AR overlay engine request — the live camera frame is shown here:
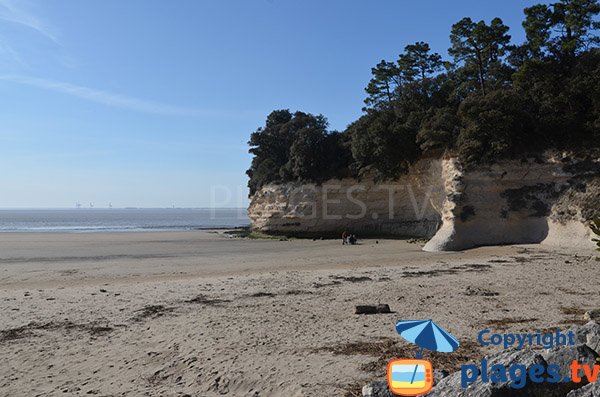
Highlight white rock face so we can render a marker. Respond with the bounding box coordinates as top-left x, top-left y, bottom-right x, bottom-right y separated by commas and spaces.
249, 154, 599, 251
424, 155, 598, 251
542, 220, 596, 249
249, 159, 445, 238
